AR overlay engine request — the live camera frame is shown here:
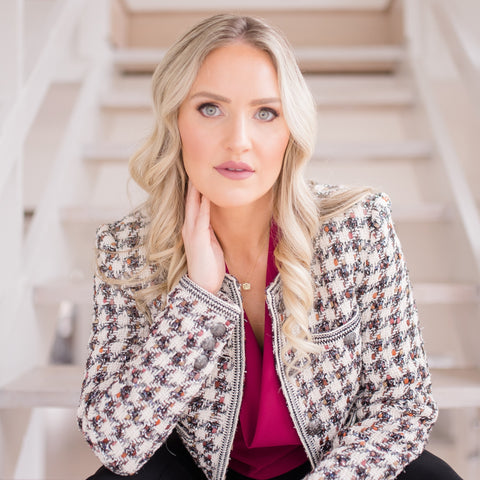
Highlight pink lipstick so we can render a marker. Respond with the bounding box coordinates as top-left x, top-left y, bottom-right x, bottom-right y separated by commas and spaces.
214, 161, 254, 180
